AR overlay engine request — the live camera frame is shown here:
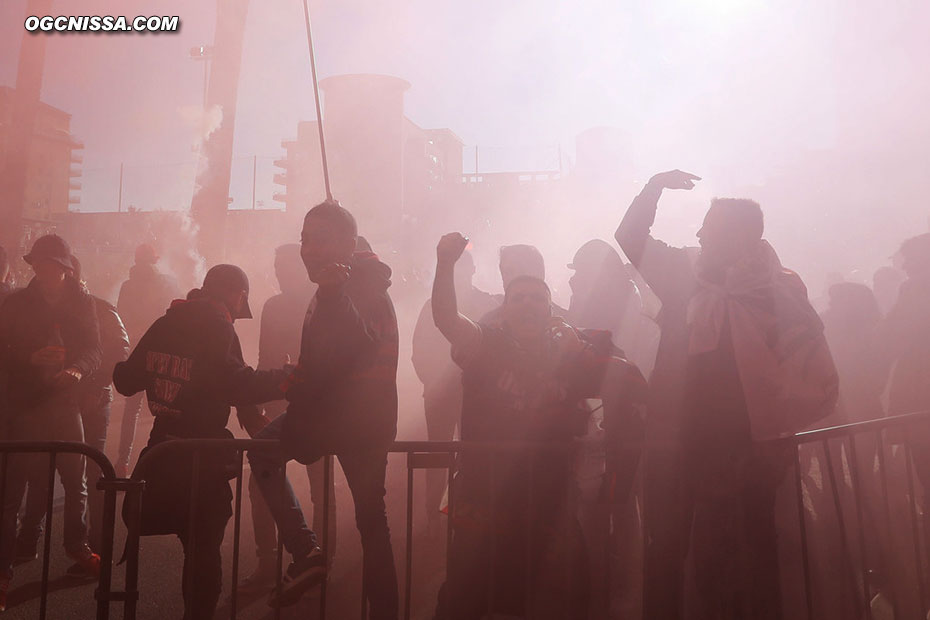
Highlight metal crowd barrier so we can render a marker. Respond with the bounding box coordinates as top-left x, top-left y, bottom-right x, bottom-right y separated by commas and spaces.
0, 440, 142, 620
7, 409, 930, 619
787, 410, 930, 620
